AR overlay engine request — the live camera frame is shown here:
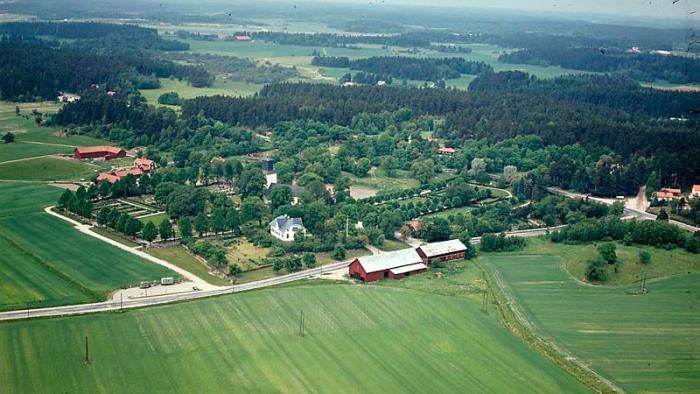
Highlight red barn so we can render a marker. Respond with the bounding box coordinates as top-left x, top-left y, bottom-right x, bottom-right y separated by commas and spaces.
349, 248, 427, 282
416, 239, 467, 266
74, 146, 126, 160
96, 172, 120, 184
